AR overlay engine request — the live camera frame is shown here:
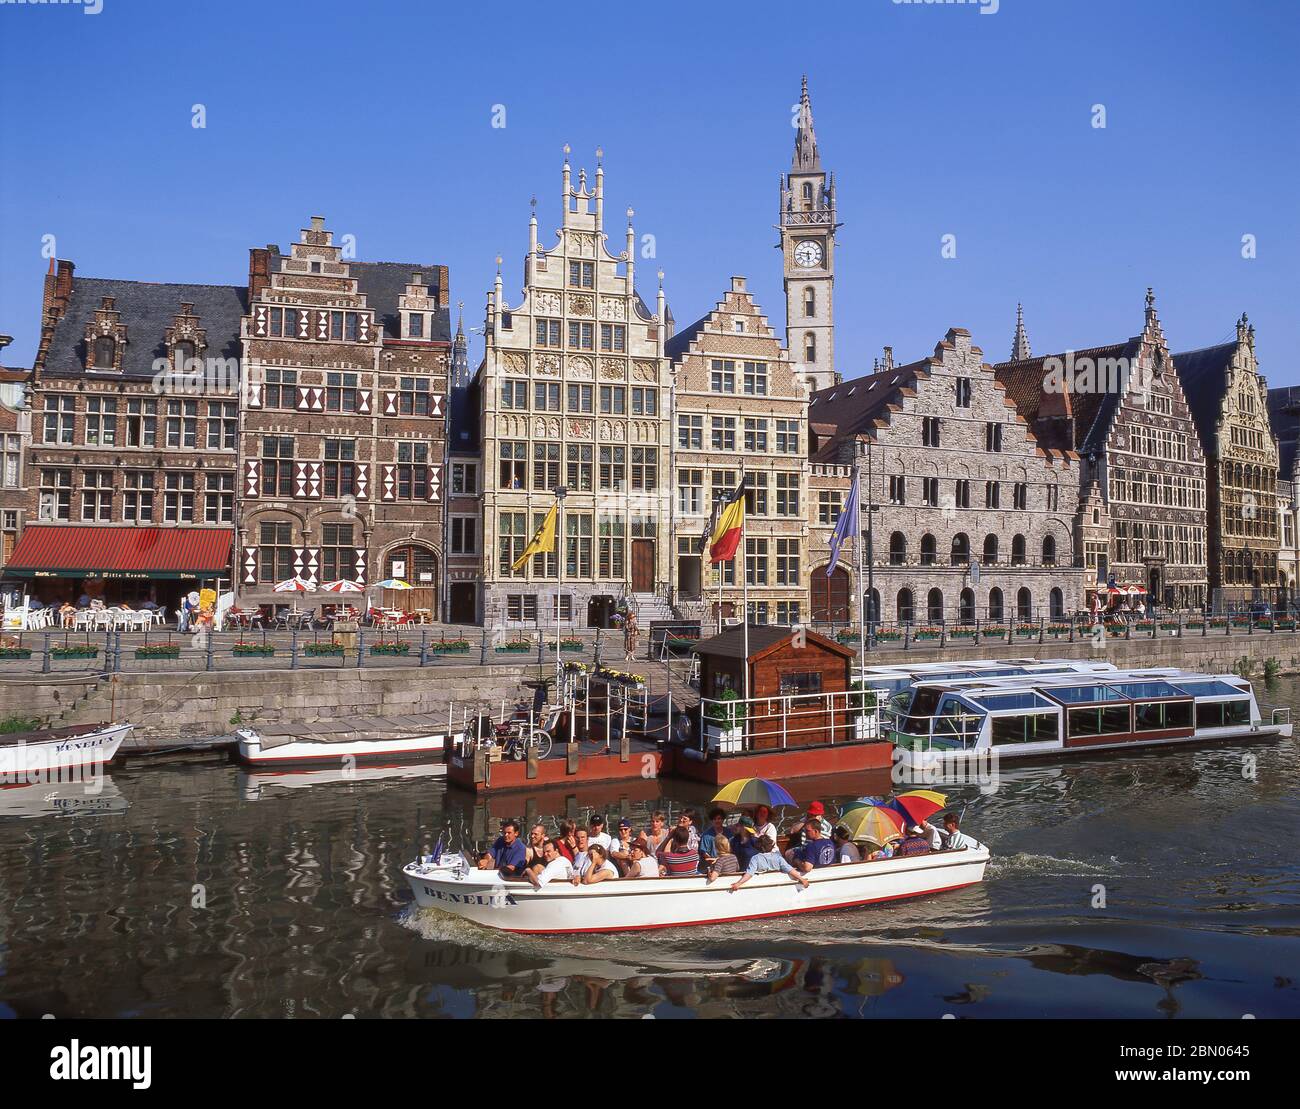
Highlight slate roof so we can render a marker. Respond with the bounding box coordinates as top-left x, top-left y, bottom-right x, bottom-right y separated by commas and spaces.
1269, 386, 1300, 480
805, 359, 930, 461
993, 337, 1142, 455
350, 261, 451, 342
664, 311, 708, 360
692, 622, 854, 660
1171, 342, 1237, 455
42, 277, 247, 379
